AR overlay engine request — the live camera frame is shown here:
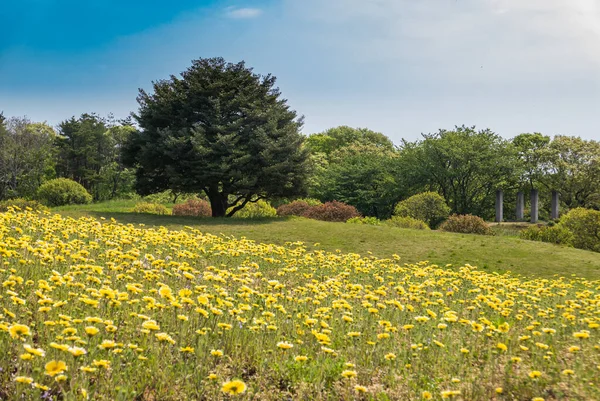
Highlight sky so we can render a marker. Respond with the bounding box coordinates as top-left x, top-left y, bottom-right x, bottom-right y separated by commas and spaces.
1, 0, 600, 143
